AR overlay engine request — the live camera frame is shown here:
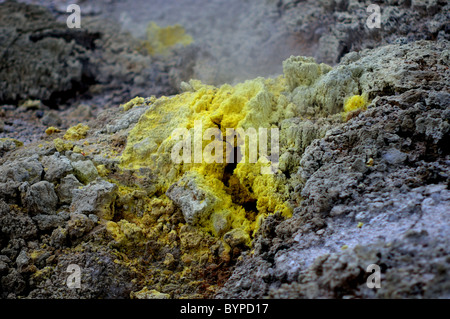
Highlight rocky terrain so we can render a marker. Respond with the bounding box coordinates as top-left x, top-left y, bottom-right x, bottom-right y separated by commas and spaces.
0, 0, 449, 299
0, 0, 195, 144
